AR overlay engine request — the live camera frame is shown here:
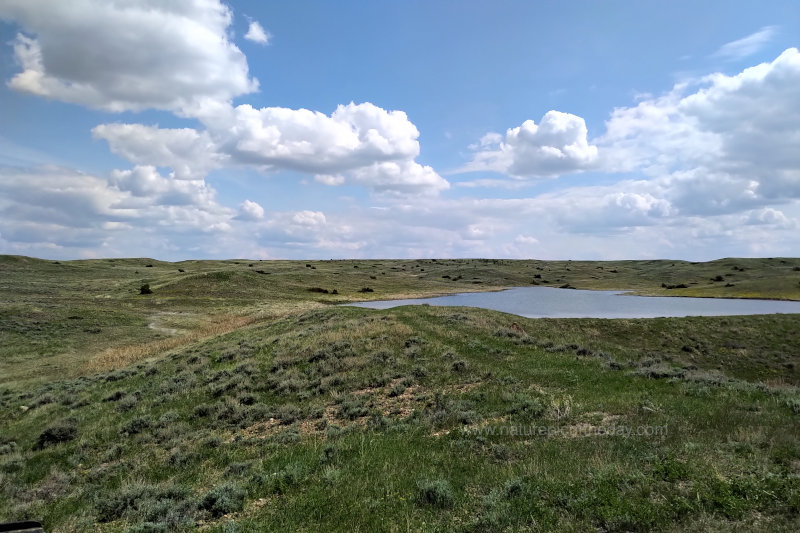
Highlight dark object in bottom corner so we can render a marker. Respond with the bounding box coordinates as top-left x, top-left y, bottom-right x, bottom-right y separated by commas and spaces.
0, 522, 45, 533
